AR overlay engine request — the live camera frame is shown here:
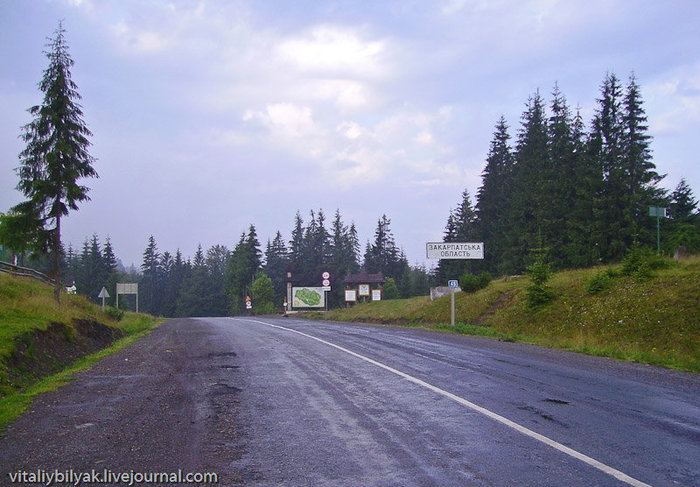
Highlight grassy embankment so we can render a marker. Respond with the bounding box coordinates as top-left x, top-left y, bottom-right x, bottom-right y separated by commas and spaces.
321, 256, 700, 373
0, 272, 163, 431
